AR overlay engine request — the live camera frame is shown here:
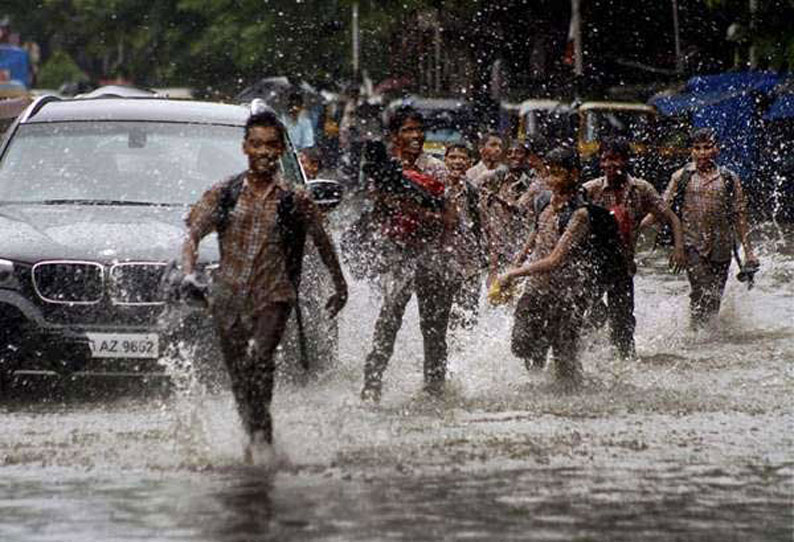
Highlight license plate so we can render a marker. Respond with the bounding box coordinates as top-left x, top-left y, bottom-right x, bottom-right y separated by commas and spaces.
86, 333, 159, 359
